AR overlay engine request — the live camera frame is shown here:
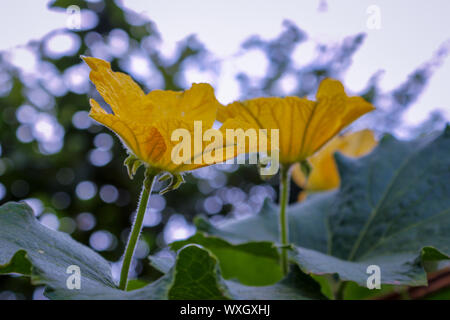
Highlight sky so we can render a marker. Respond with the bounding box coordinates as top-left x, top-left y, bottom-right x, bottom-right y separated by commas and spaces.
1, 0, 449, 129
